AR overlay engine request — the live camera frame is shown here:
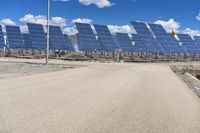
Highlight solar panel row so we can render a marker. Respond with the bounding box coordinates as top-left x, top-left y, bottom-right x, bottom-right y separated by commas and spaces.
75, 22, 200, 54
148, 23, 186, 53
131, 21, 164, 53
177, 34, 200, 54
1, 22, 200, 55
